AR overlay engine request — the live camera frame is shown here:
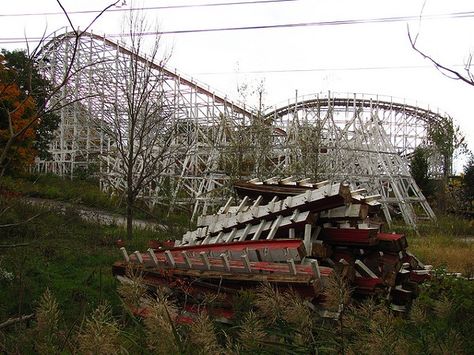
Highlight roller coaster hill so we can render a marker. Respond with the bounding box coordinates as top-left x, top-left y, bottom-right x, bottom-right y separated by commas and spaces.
34, 30, 457, 229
